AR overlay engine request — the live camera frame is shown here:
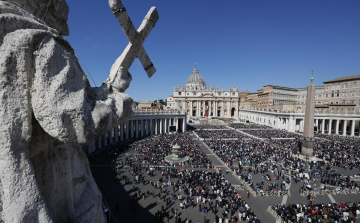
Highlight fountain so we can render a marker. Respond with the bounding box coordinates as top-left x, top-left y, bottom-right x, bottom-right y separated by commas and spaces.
164, 144, 189, 164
